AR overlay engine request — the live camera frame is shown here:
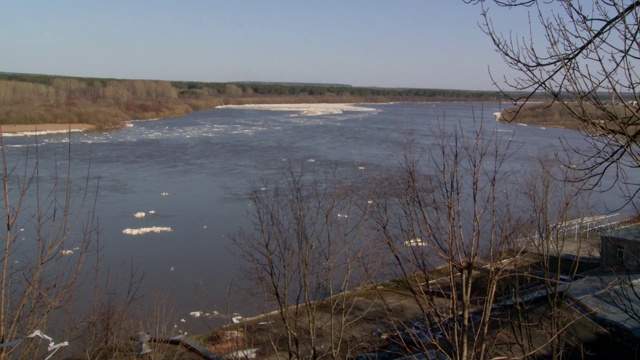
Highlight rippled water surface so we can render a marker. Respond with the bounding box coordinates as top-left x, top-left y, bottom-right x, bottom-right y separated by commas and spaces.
2, 102, 632, 331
